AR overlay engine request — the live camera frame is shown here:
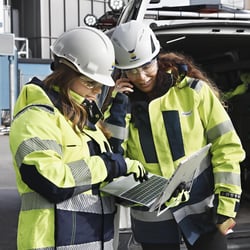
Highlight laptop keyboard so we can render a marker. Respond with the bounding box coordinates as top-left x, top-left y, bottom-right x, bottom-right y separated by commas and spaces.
120, 175, 168, 205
